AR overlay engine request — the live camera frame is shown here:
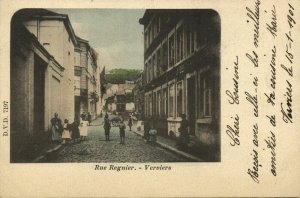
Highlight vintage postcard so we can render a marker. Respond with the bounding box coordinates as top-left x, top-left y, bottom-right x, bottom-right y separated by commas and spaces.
0, 0, 299, 197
